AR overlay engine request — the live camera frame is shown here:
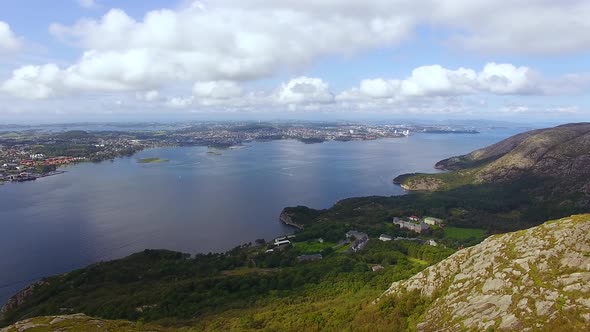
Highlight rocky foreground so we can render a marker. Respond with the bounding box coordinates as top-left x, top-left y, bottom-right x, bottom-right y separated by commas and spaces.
381, 214, 590, 331
0, 313, 170, 332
